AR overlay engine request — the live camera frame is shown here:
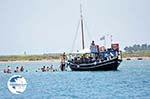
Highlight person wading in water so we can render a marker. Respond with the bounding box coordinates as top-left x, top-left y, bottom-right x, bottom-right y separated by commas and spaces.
60, 52, 66, 71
